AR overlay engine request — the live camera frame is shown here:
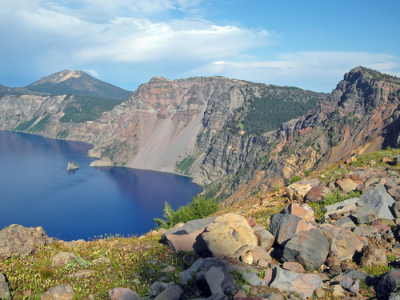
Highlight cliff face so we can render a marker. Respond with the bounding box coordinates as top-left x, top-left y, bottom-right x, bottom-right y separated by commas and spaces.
199, 67, 400, 205
2, 67, 397, 206
0, 75, 324, 177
